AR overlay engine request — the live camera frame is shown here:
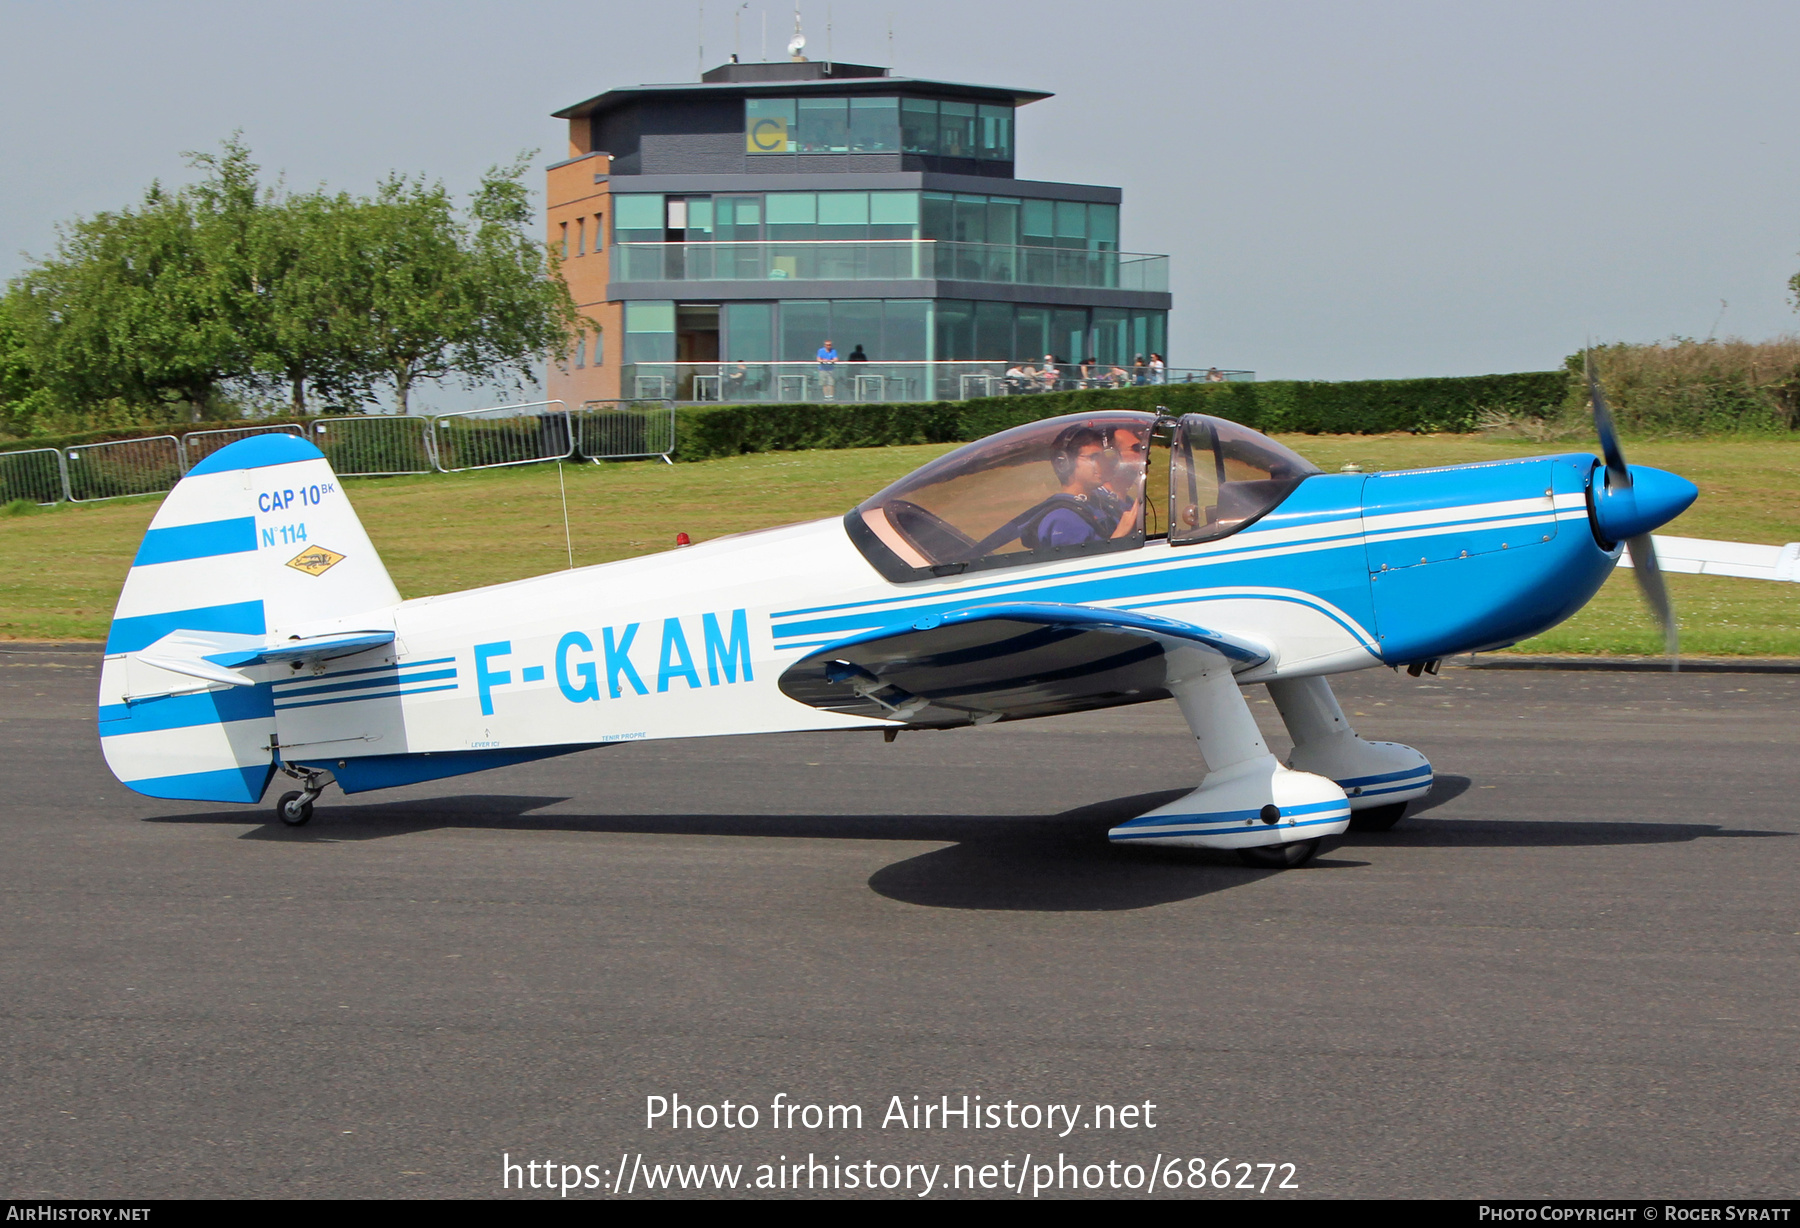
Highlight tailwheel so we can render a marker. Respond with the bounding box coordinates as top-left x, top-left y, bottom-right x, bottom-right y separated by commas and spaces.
276, 790, 315, 827
1237, 837, 1321, 869
1348, 802, 1408, 832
